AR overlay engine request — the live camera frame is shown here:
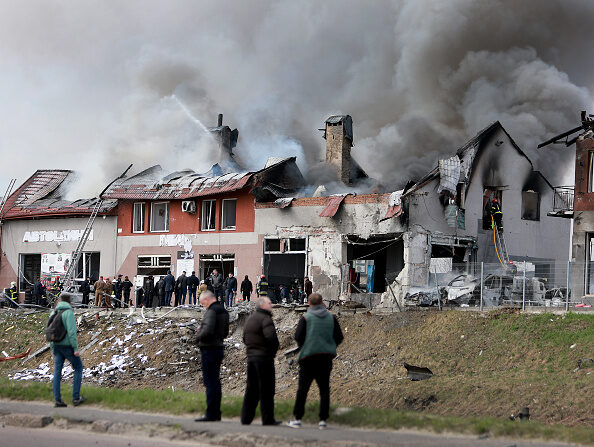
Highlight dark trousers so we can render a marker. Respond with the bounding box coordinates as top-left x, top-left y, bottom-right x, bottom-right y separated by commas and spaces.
158, 293, 165, 307
189, 288, 197, 305
293, 356, 333, 421
81, 293, 89, 306
179, 288, 187, 305
201, 349, 224, 420
144, 292, 153, 308
225, 289, 235, 307
243, 293, 250, 302
123, 291, 130, 306
164, 290, 172, 306
241, 356, 276, 425
174, 290, 179, 307
115, 292, 122, 308
213, 287, 224, 303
